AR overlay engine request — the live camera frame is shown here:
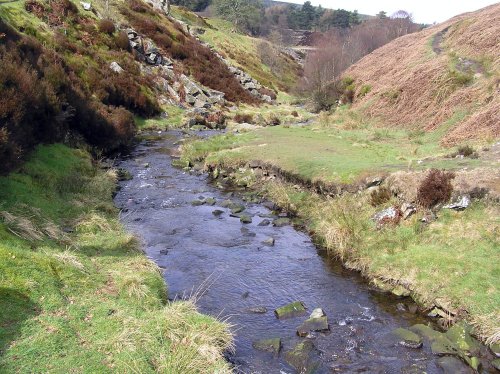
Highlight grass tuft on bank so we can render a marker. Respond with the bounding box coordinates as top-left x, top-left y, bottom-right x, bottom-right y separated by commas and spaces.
0, 144, 232, 373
